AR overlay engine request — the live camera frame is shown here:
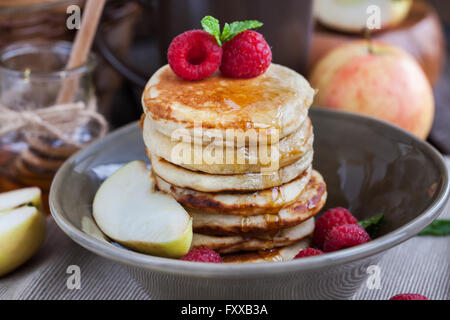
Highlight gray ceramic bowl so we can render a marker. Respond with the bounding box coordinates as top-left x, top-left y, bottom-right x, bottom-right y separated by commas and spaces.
50, 108, 449, 300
